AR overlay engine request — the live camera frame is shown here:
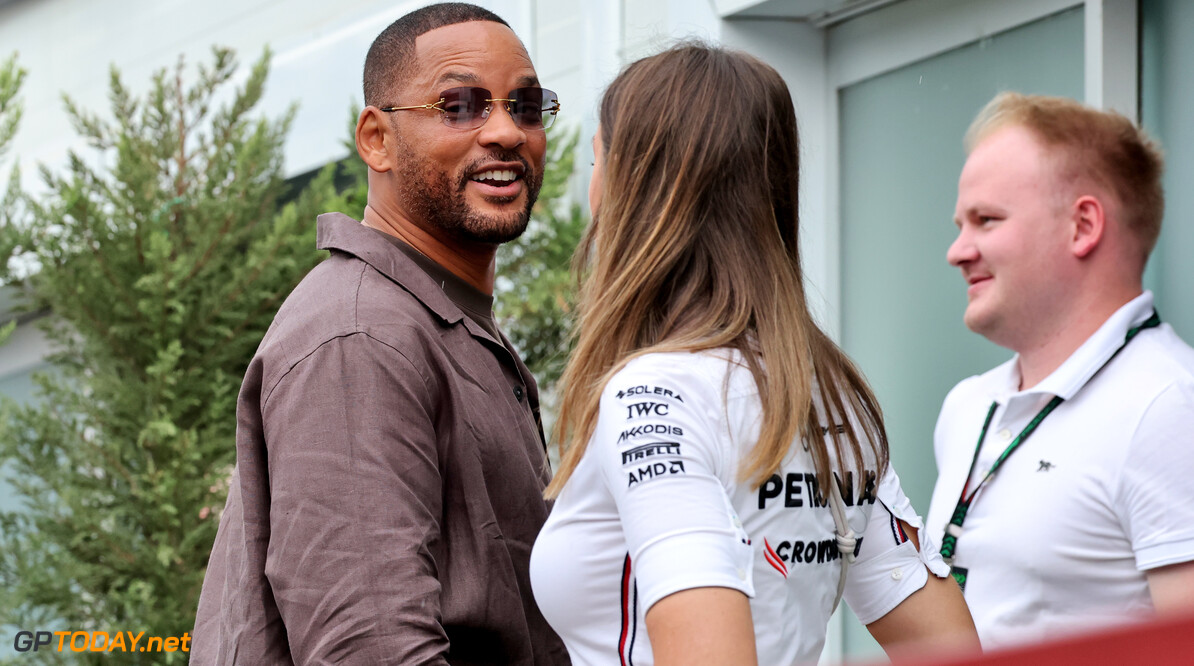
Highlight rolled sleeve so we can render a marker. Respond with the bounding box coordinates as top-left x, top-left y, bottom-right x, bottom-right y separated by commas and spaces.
844, 466, 946, 624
